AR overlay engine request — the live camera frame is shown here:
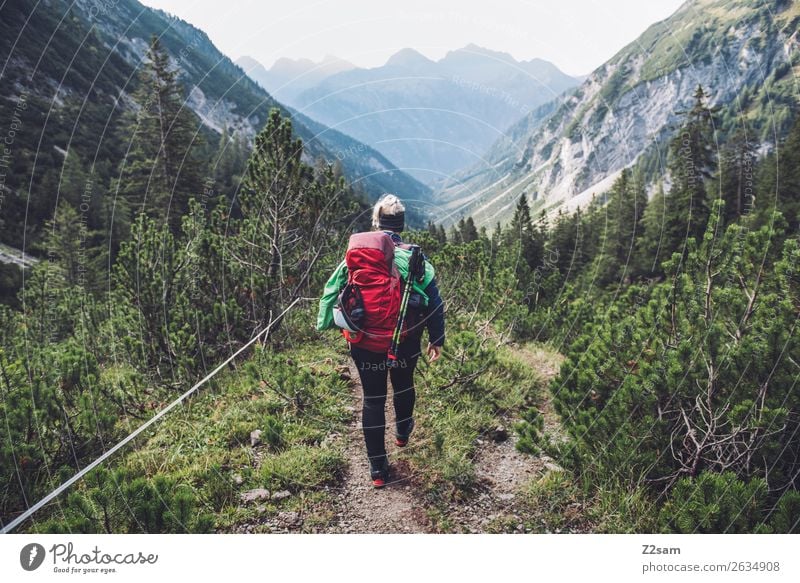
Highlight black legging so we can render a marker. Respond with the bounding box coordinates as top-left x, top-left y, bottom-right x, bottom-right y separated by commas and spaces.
350, 336, 421, 464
